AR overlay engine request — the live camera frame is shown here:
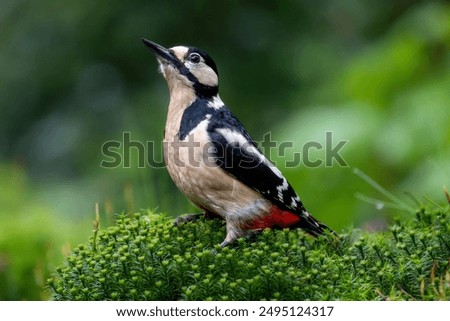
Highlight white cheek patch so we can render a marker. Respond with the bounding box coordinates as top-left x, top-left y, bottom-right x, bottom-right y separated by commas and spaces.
190, 64, 218, 87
